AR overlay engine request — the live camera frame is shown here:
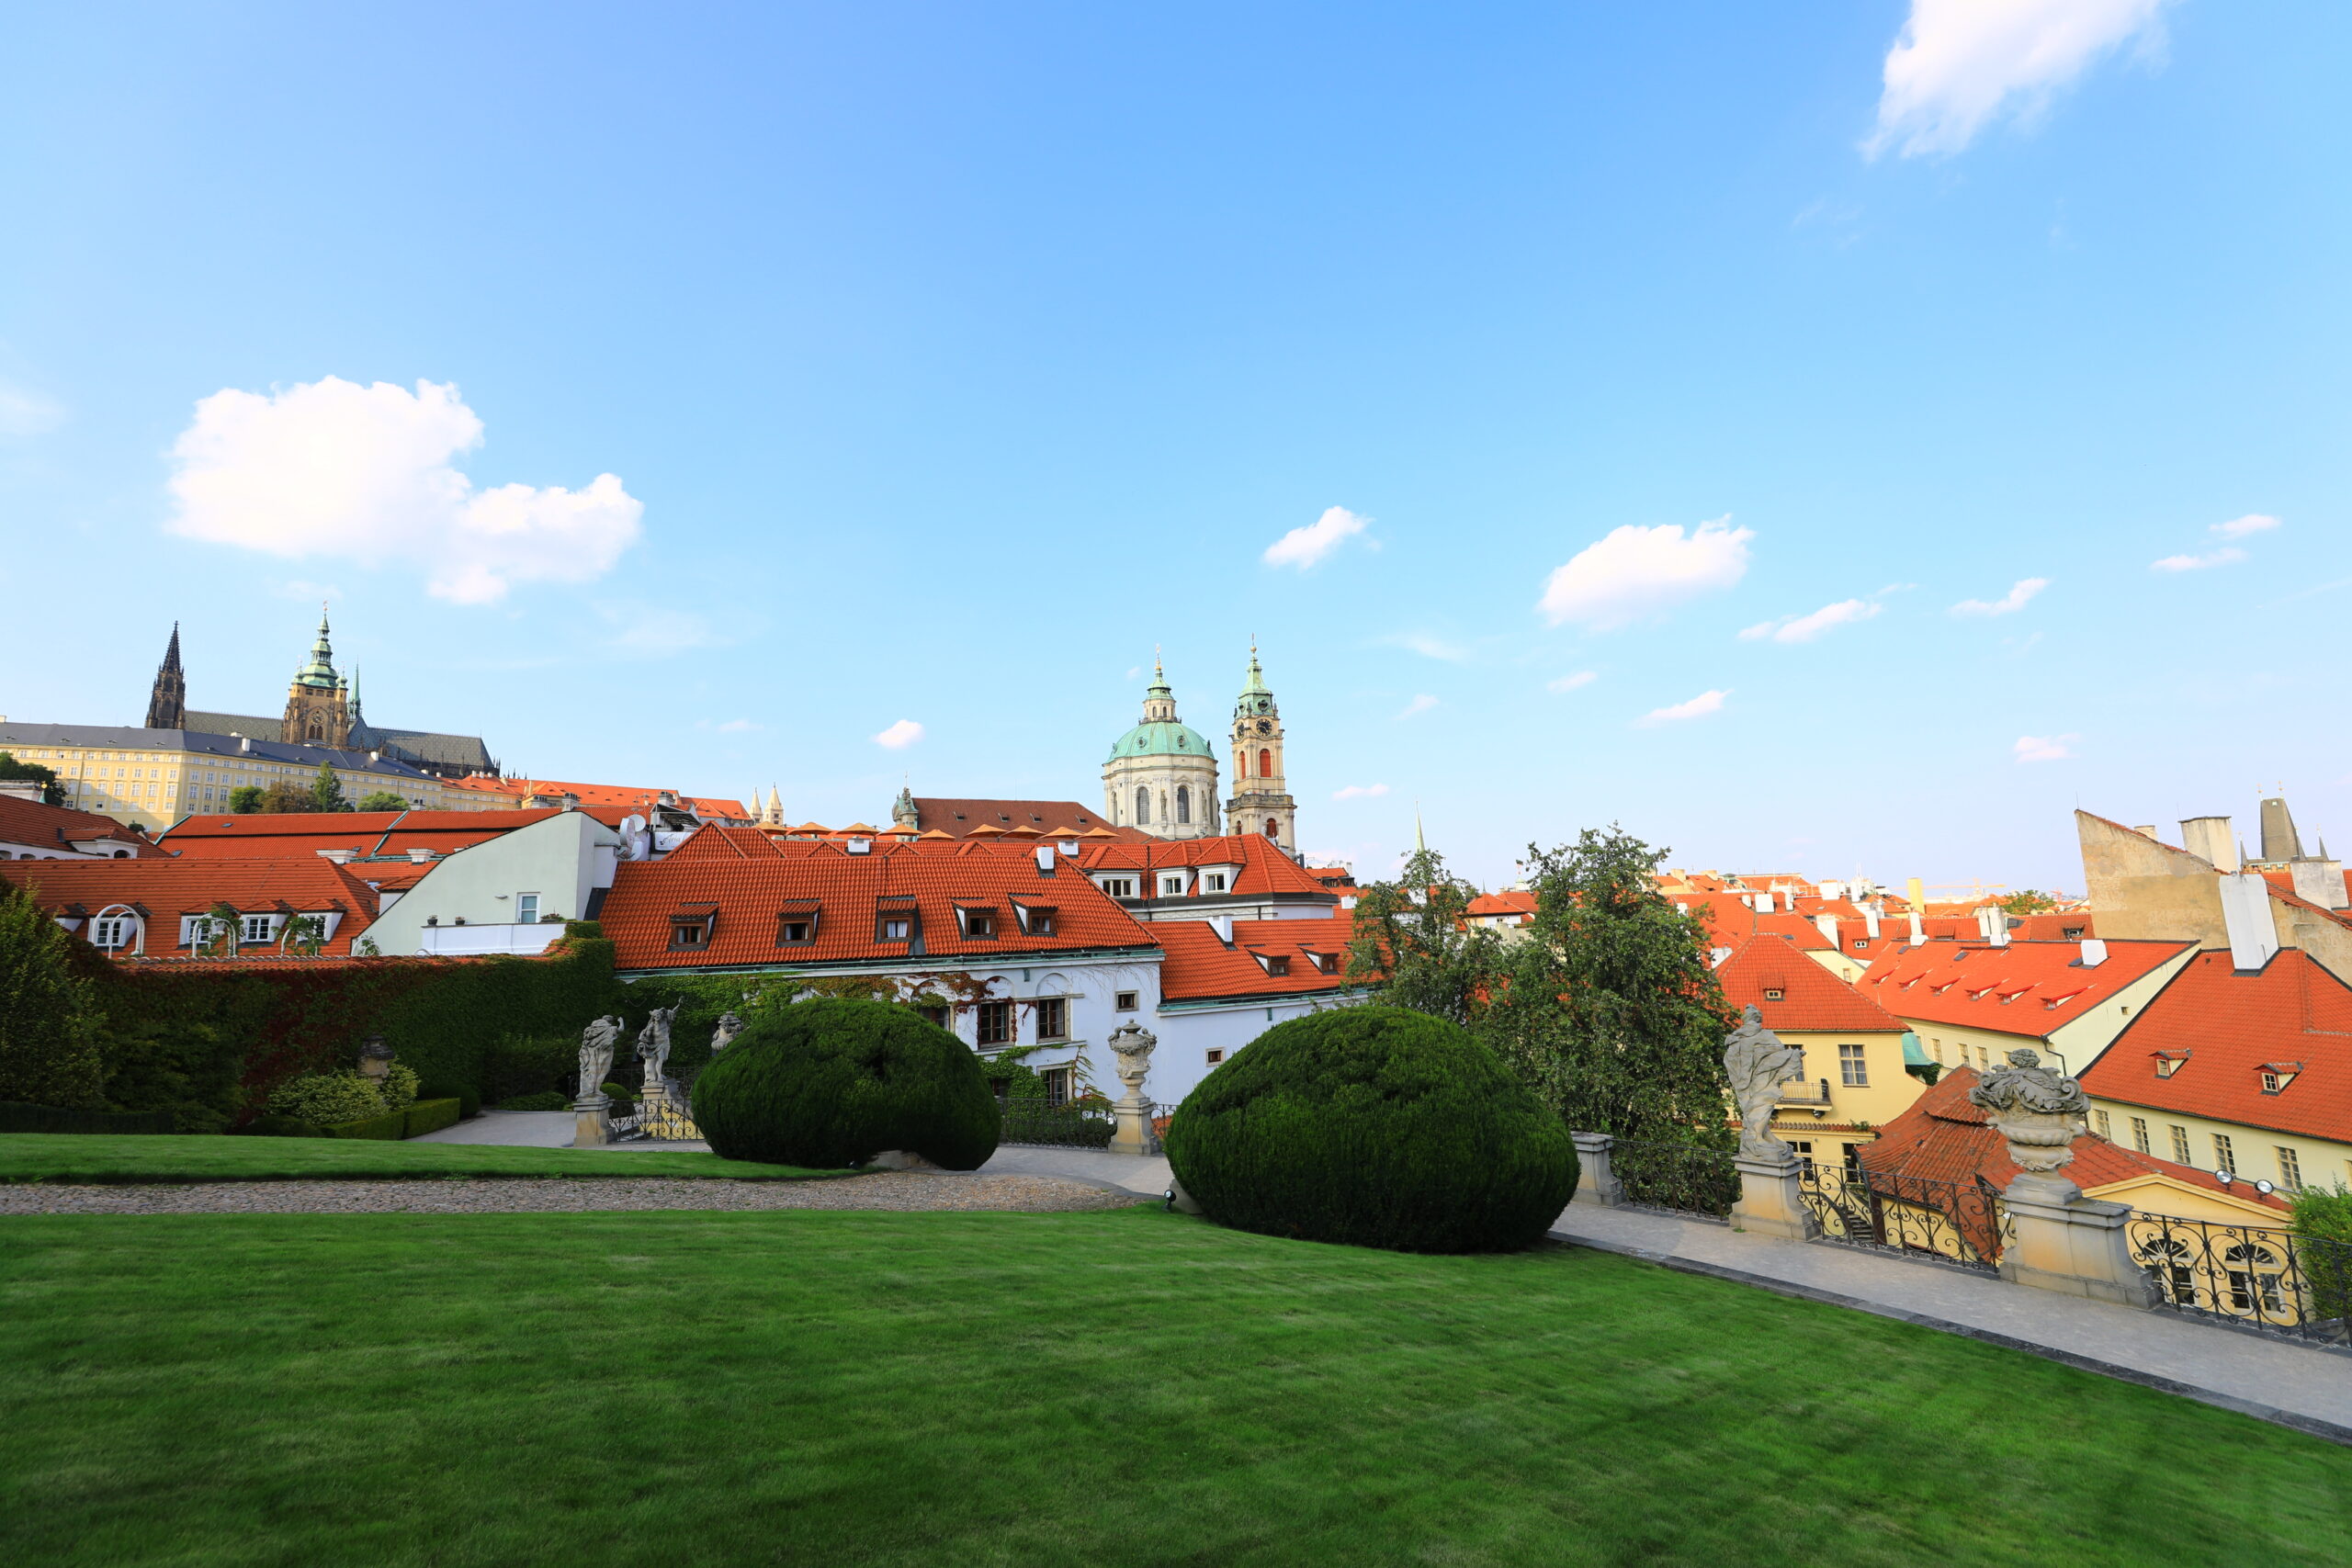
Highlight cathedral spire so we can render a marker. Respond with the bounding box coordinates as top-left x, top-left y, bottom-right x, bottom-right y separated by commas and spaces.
294, 604, 339, 690
144, 622, 187, 730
